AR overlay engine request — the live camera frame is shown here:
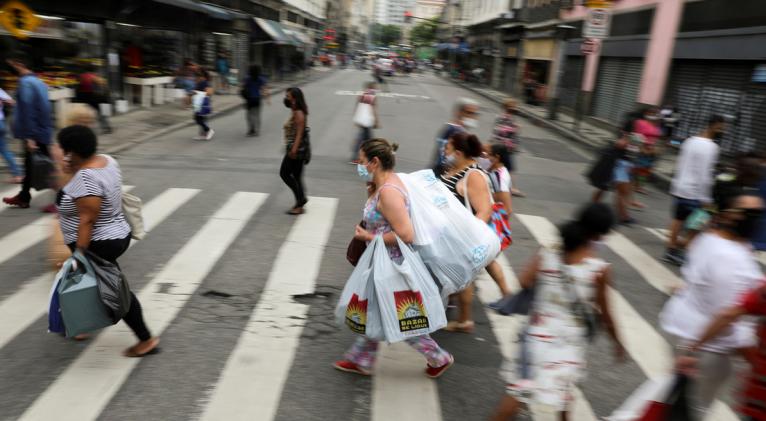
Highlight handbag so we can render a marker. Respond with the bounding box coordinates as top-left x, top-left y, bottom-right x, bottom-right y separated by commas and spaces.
346, 221, 367, 266
30, 151, 54, 191
122, 191, 146, 240
462, 168, 513, 250
57, 250, 115, 337
353, 102, 375, 128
